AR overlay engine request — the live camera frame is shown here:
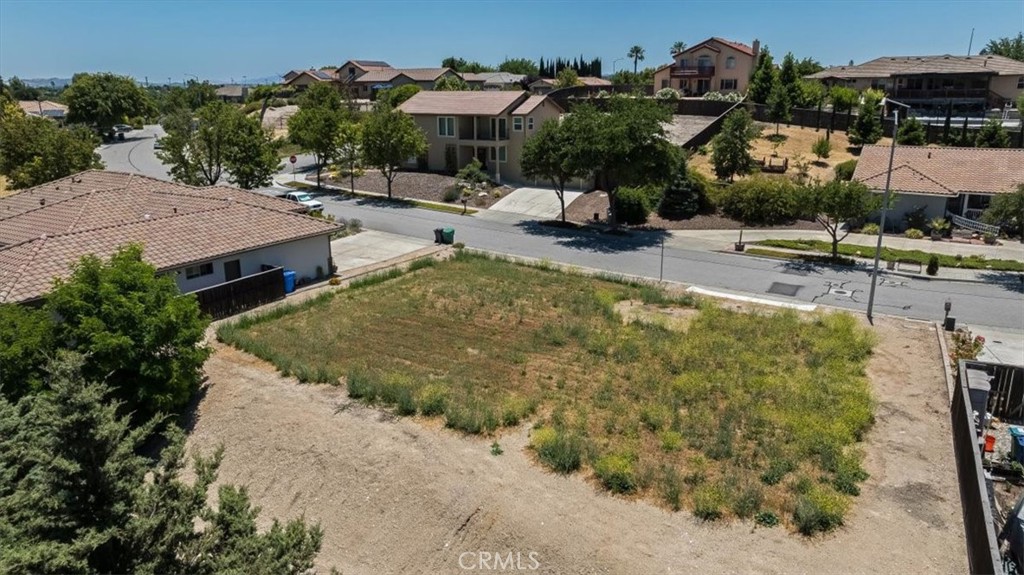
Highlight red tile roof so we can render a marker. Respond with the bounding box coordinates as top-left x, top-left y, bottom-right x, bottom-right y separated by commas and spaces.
0, 171, 341, 303
853, 145, 1024, 196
